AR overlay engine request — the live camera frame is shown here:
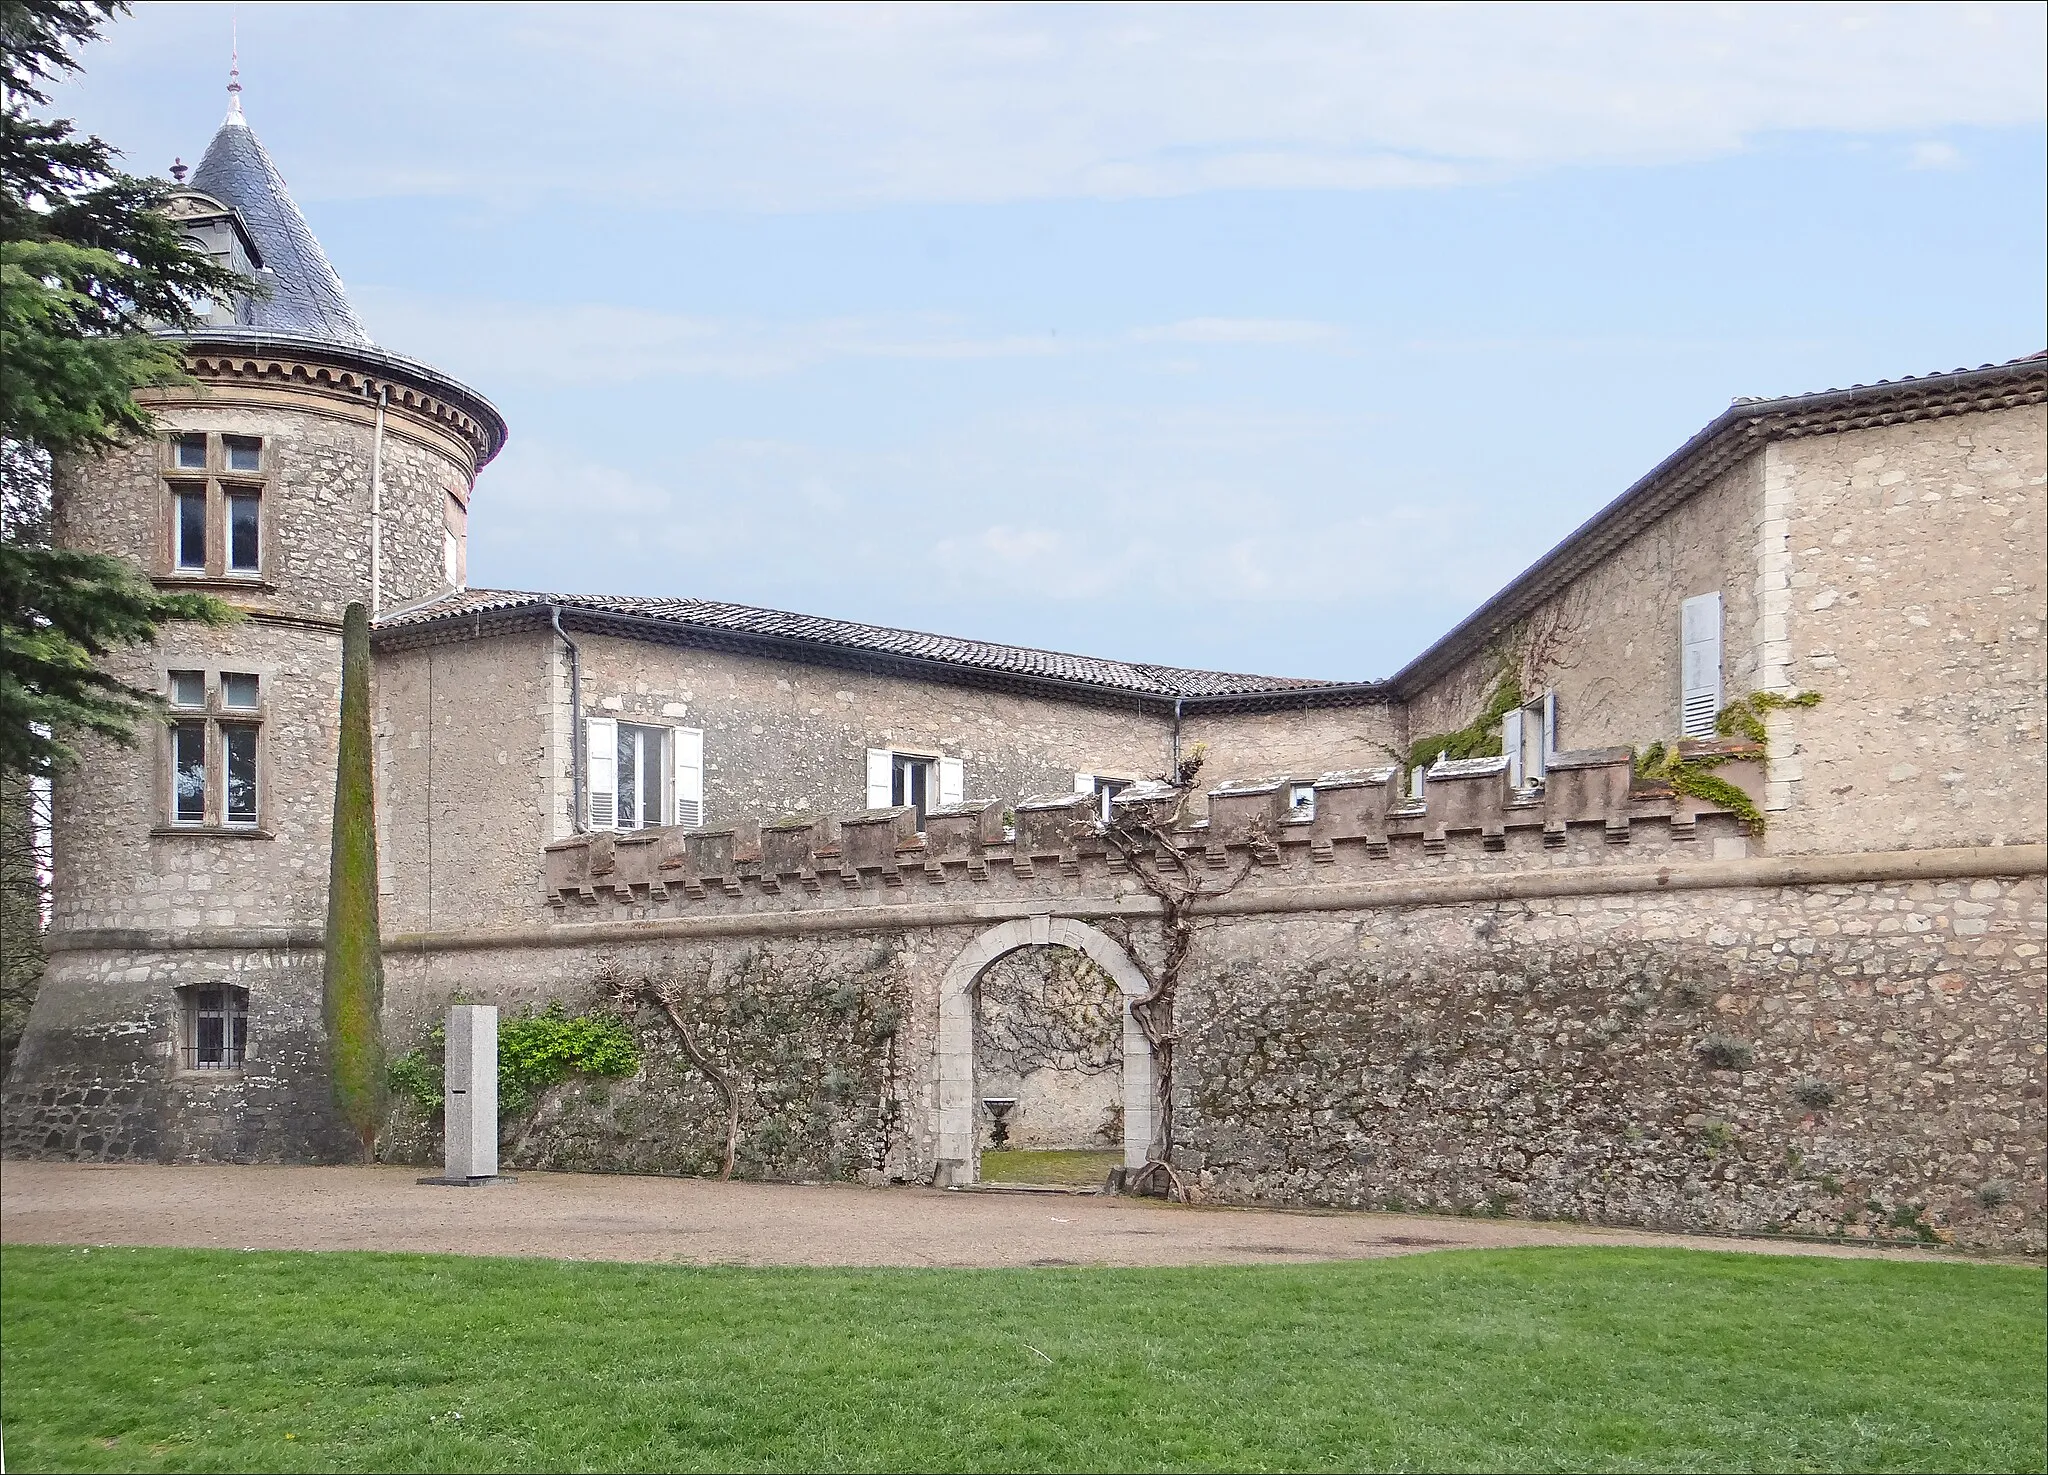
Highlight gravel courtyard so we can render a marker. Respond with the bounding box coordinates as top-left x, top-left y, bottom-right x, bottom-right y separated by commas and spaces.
0, 1161, 1970, 1268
